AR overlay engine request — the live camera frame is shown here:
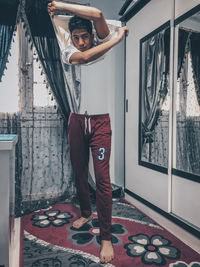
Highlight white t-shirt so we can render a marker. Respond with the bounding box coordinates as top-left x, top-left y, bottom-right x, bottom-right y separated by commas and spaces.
51, 16, 121, 114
